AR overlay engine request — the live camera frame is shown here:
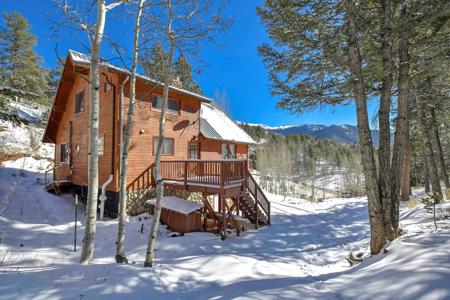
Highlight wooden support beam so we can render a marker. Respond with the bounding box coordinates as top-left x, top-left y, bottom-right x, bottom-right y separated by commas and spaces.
236, 194, 240, 217
202, 192, 207, 232
222, 198, 239, 237
220, 194, 226, 240
255, 188, 259, 229
61, 77, 75, 85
